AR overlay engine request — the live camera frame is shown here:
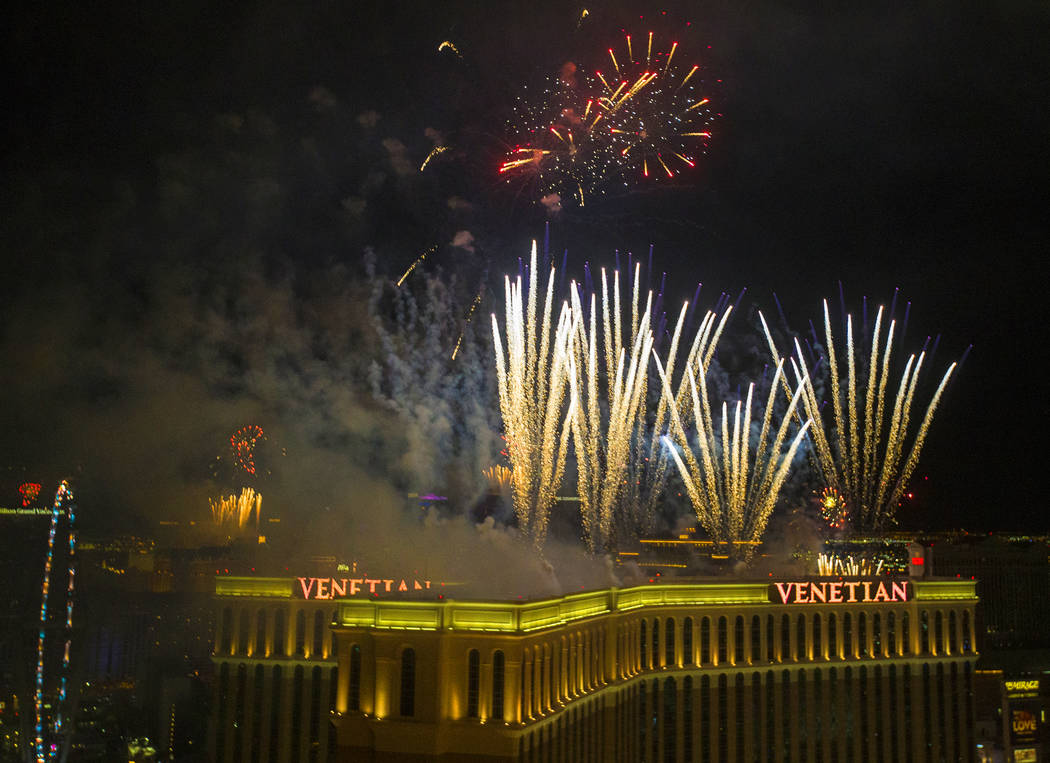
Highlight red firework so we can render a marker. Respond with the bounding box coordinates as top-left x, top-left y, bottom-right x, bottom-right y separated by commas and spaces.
230, 425, 265, 475
19, 482, 42, 506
